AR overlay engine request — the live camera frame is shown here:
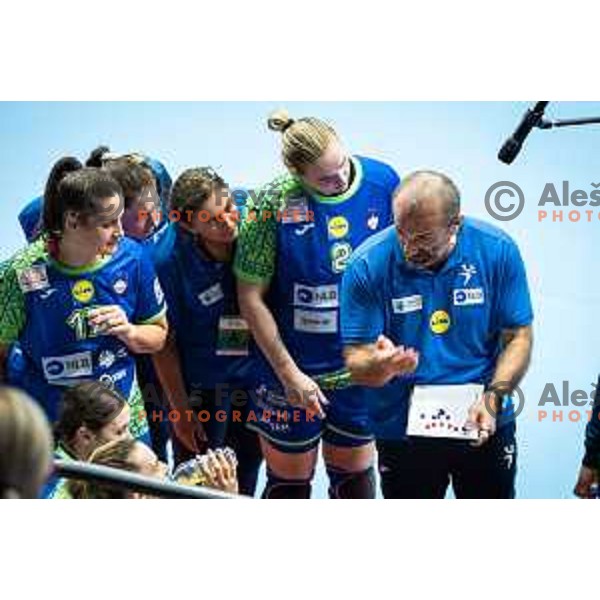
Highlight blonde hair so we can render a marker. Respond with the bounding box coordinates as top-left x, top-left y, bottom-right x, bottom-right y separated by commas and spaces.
267, 109, 339, 173
68, 438, 138, 499
0, 387, 53, 499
